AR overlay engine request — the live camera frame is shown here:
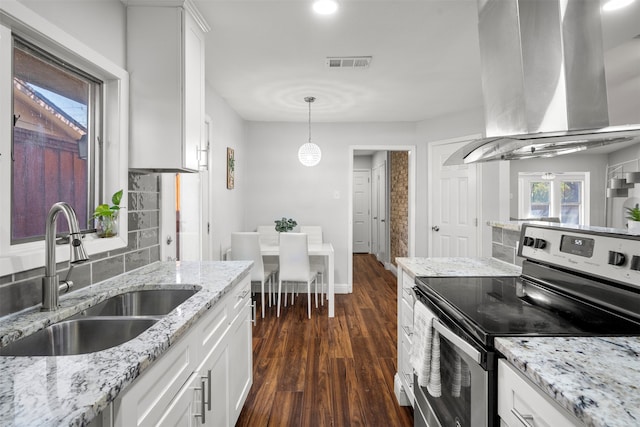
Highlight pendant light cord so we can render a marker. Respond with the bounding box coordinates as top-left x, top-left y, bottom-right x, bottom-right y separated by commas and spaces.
305, 96, 315, 143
